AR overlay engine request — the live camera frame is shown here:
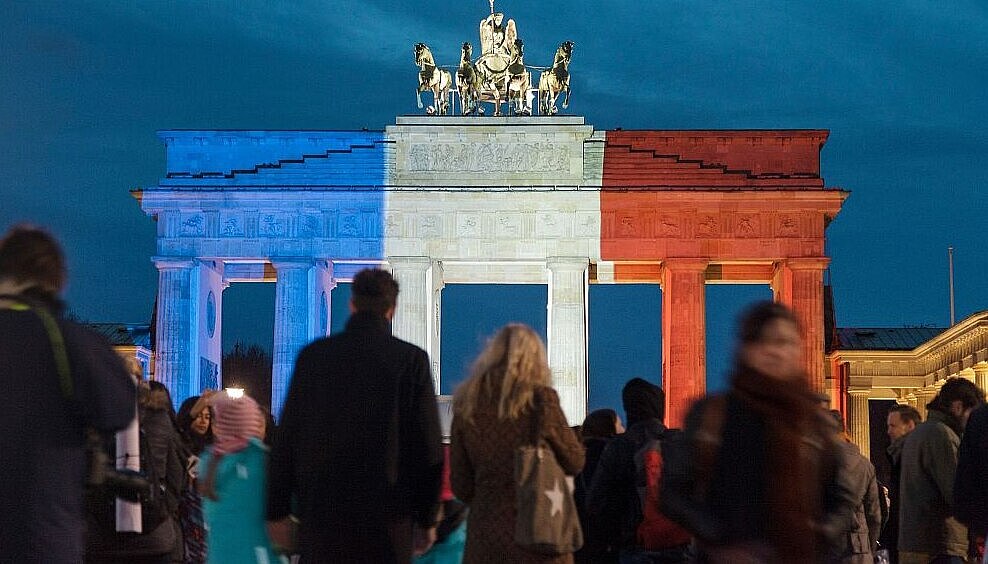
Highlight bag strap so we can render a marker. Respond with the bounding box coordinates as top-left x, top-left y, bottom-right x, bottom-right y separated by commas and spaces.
528, 389, 544, 447
0, 296, 72, 399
